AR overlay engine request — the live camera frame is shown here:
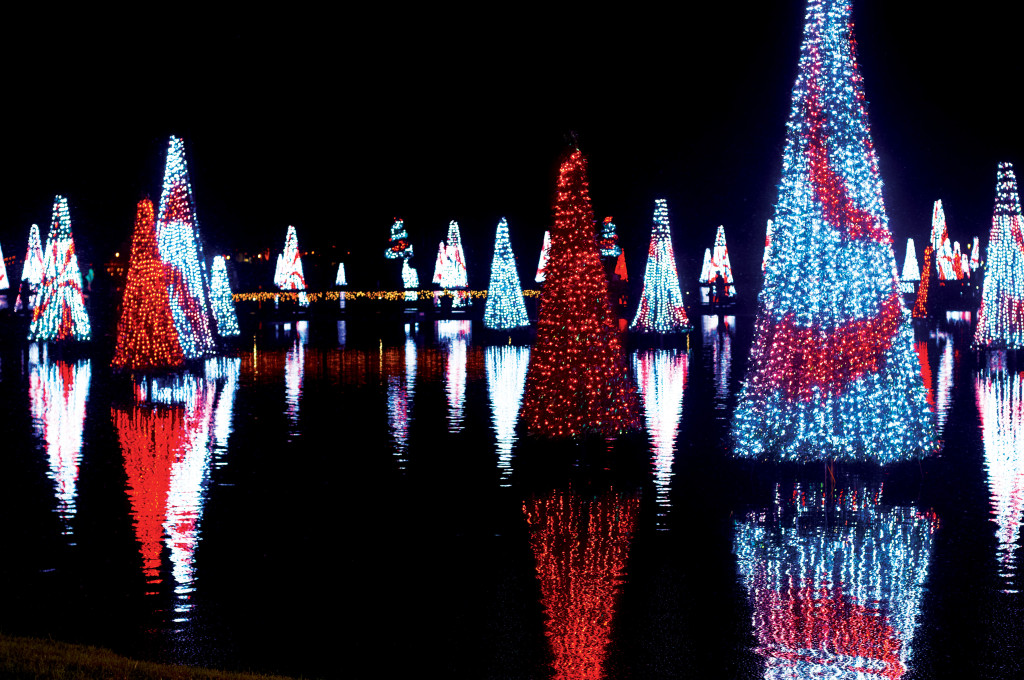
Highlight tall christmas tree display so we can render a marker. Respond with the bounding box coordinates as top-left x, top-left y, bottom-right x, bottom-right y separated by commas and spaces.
156, 136, 216, 359
432, 220, 469, 308
598, 216, 621, 257
112, 199, 185, 370
731, 0, 934, 463
901, 238, 920, 294
385, 218, 413, 259
698, 225, 737, 304
15, 223, 45, 311
335, 262, 347, 309
483, 217, 529, 330
630, 199, 690, 333
975, 162, 1024, 349
520, 149, 640, 438
210, 256, 240, 337
931, 200, 958, 280
27, 196, 91, 343
274, 225, 309, 307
